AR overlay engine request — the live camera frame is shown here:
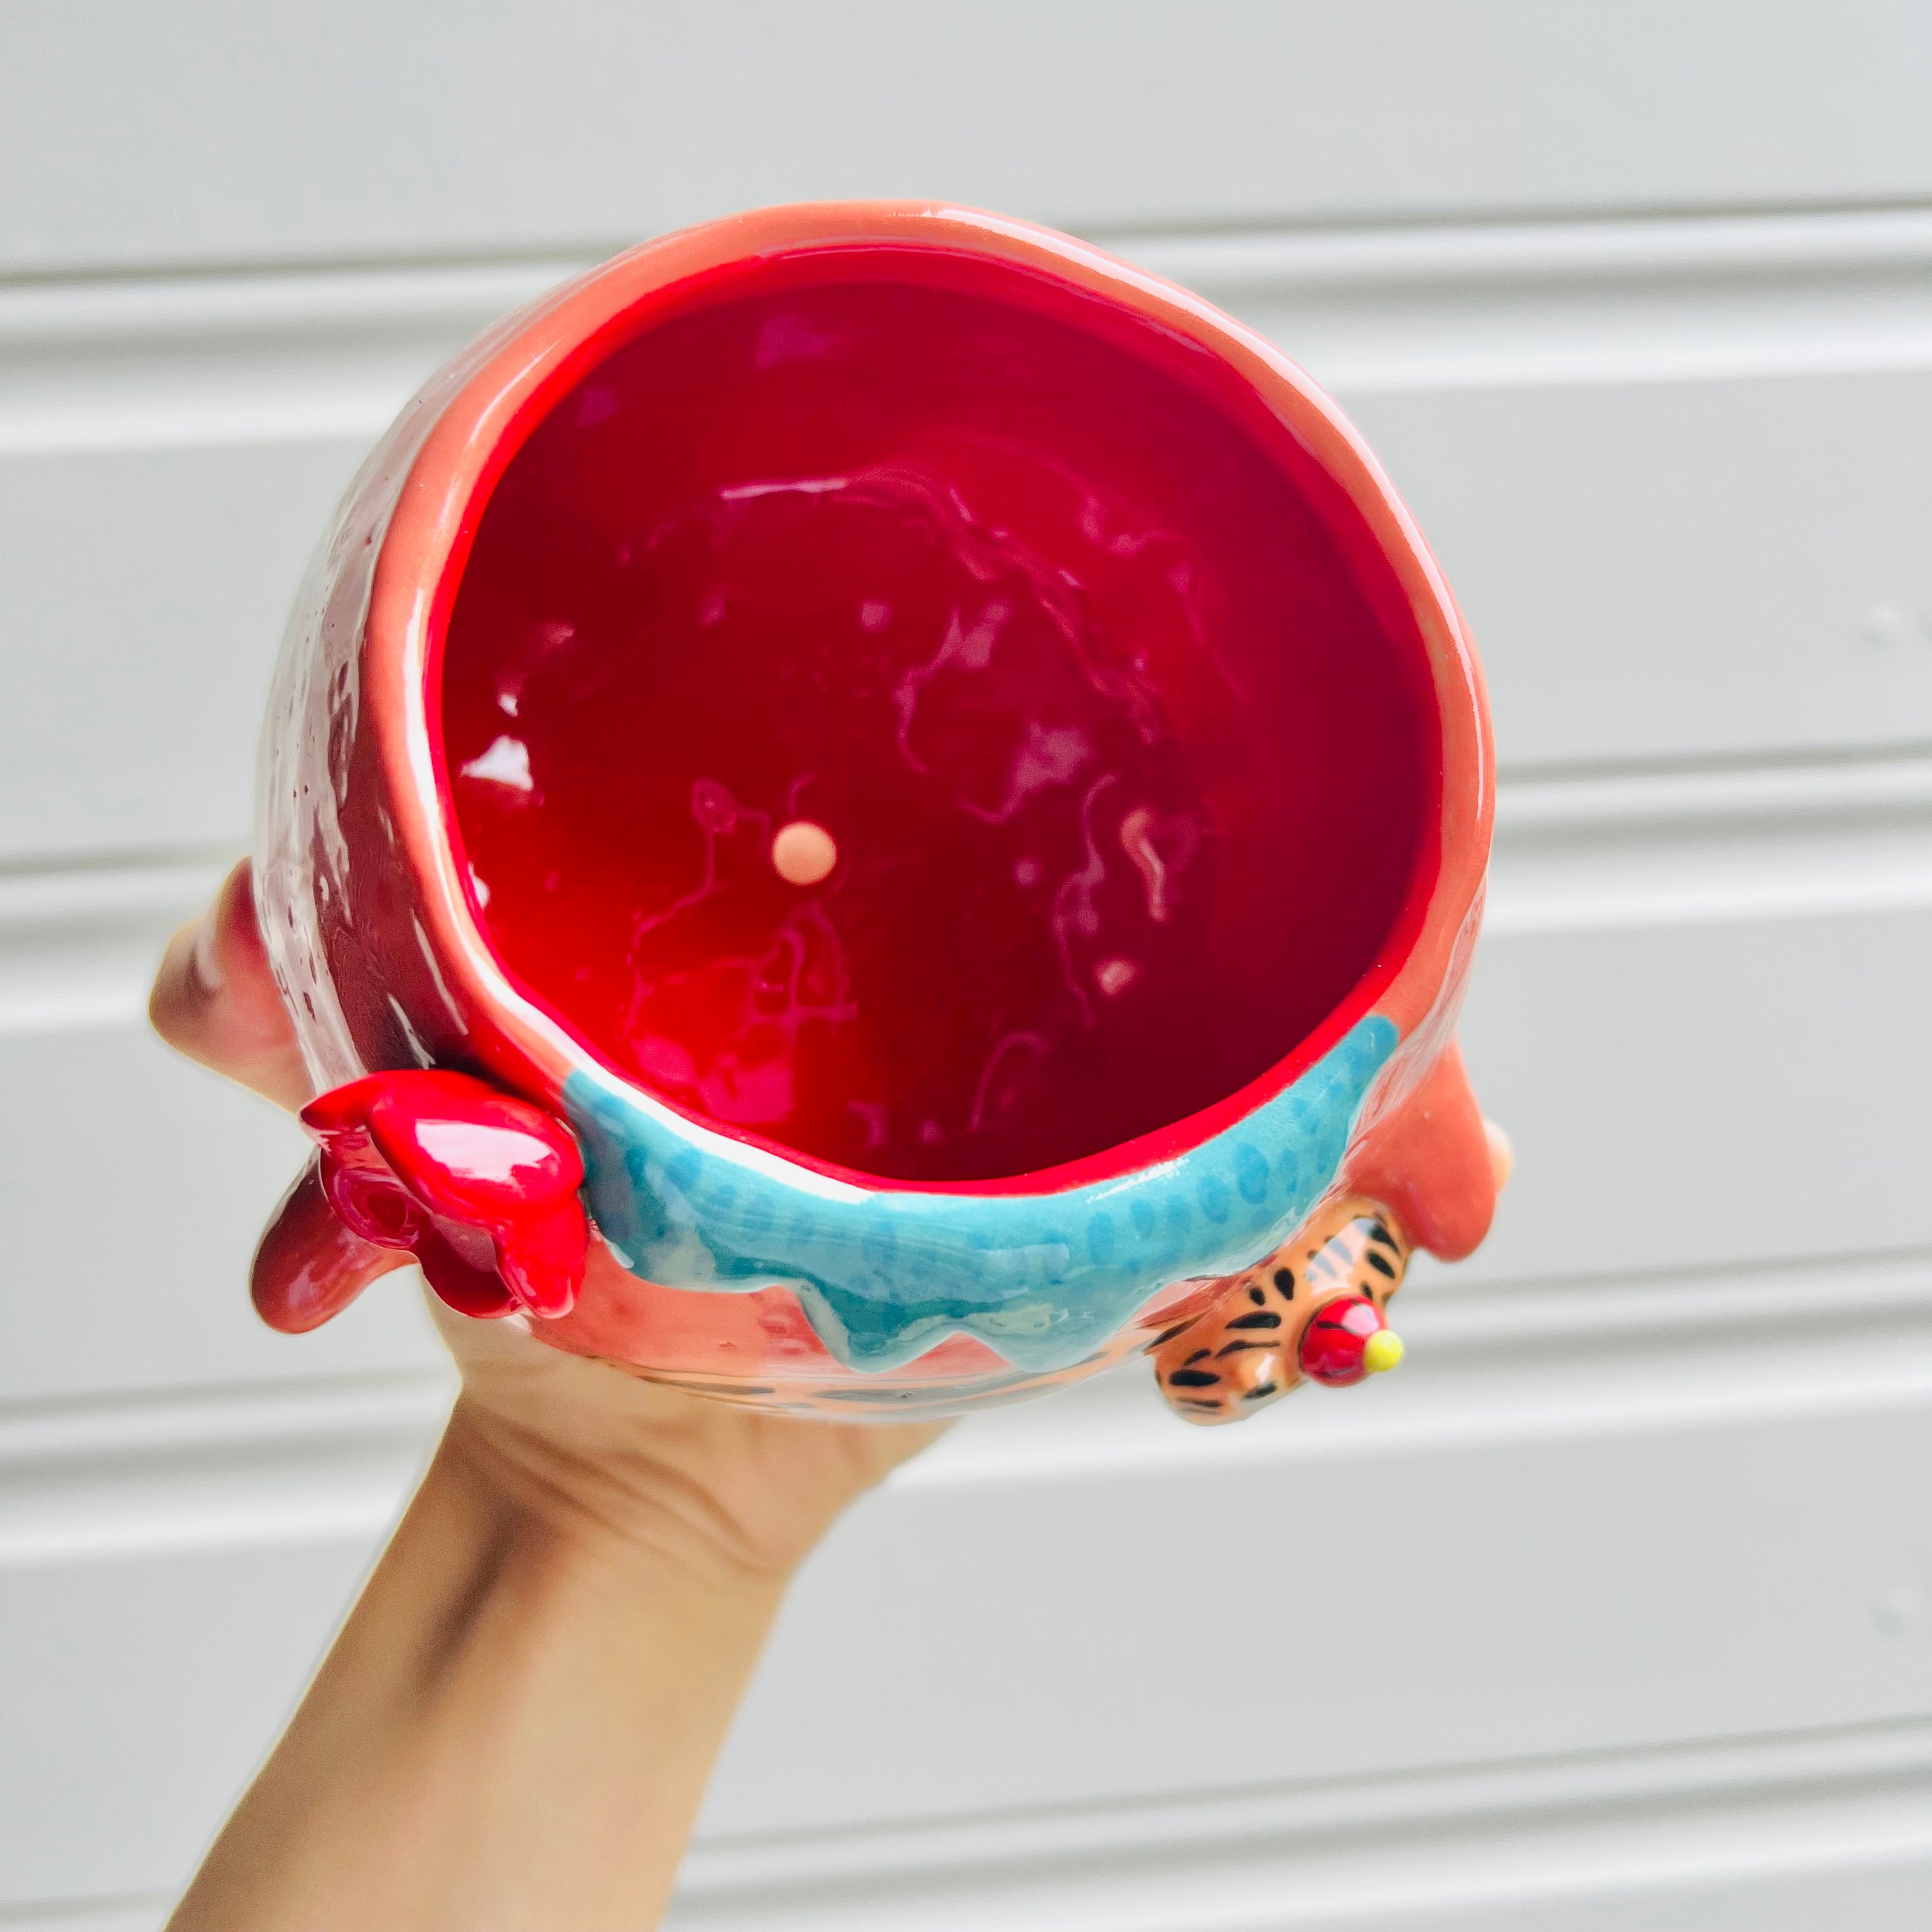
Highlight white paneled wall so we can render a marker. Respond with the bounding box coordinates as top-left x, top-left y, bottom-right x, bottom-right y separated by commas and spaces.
2, 5, 1929, 1927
